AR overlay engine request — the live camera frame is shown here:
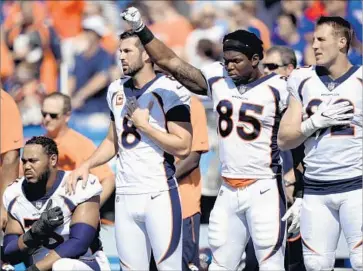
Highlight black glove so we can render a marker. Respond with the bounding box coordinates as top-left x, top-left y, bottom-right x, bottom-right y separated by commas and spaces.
23, 199, 64, 248
25, 264, 40, 271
